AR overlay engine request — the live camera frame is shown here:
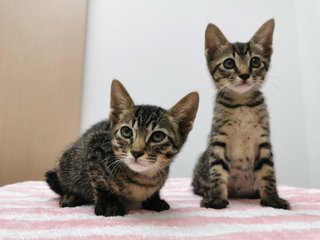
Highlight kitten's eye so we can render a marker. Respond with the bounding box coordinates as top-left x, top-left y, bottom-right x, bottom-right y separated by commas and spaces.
250, 57, 261, 68
150, 131, 166, 143
120, 126, 132, 138
223, 58, 235, 69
